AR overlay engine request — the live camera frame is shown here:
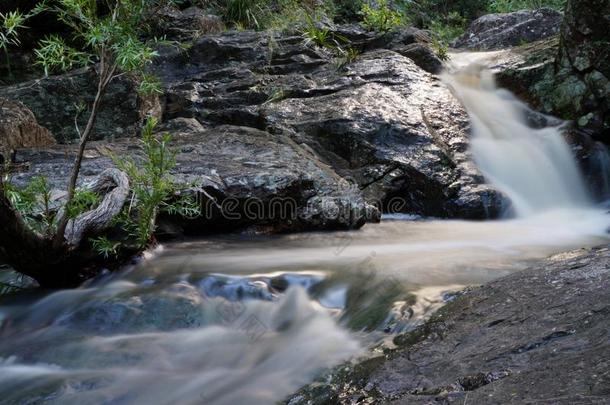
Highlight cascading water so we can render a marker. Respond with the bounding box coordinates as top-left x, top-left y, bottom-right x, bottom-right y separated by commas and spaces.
442, 64, 593, 217
1, 58, 609, 405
